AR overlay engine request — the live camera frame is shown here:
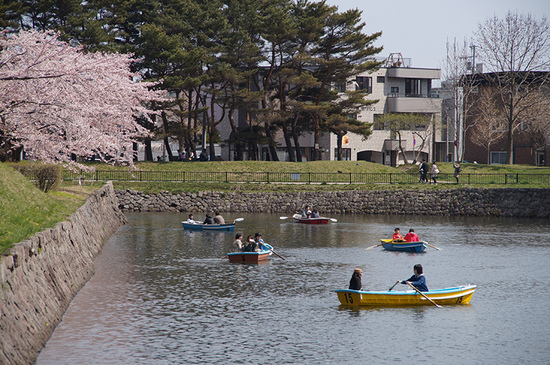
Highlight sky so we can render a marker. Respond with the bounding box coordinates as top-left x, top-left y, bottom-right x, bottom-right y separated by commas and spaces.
324, 0, 549, 72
